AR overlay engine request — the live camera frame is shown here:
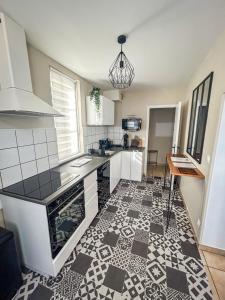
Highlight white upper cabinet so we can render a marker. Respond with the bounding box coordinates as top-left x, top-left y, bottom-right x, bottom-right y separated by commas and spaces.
86, 95, 114, 125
